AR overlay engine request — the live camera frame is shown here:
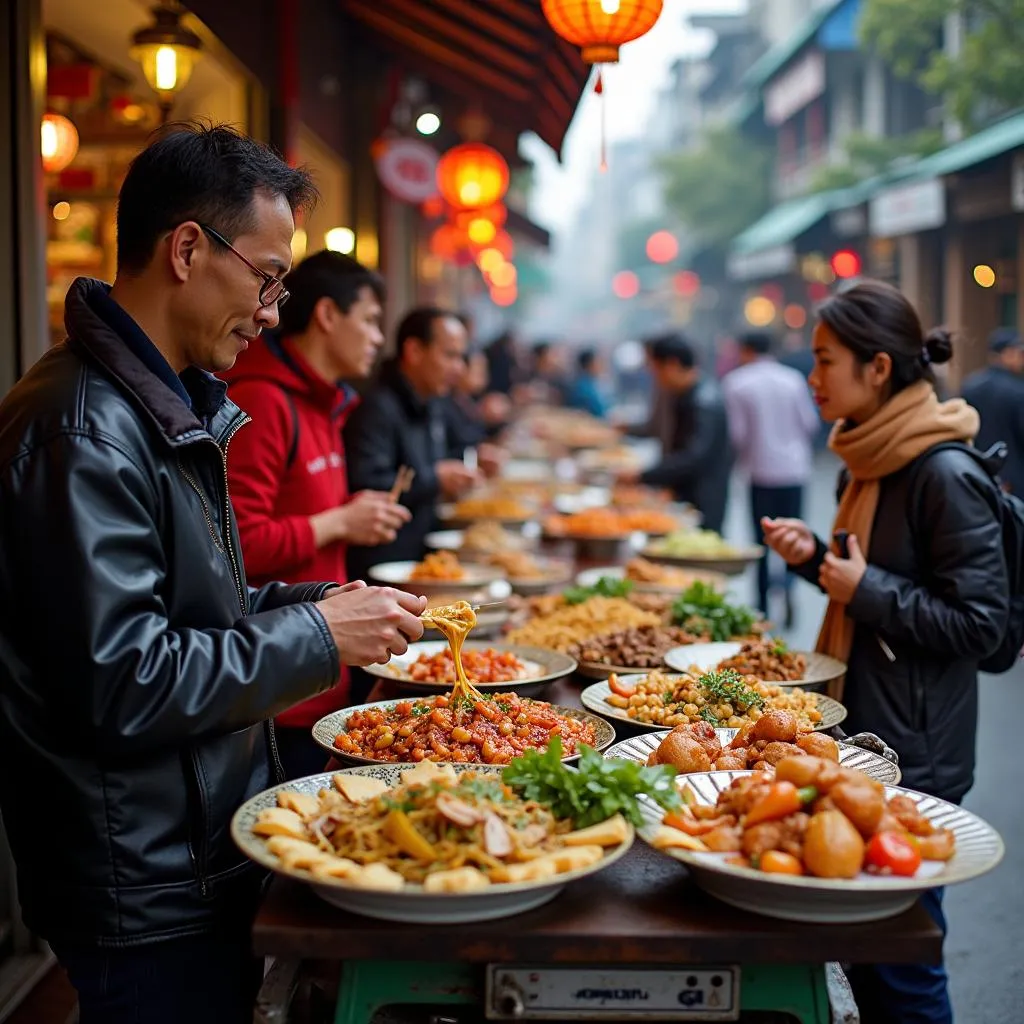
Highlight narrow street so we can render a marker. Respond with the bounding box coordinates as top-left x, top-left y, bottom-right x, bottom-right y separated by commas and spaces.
723, 453, 1022, 1024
